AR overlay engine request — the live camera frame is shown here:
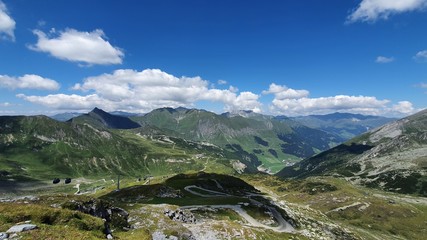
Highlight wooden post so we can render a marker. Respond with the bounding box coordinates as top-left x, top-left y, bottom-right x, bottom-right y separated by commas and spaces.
117, 174, 120, 190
